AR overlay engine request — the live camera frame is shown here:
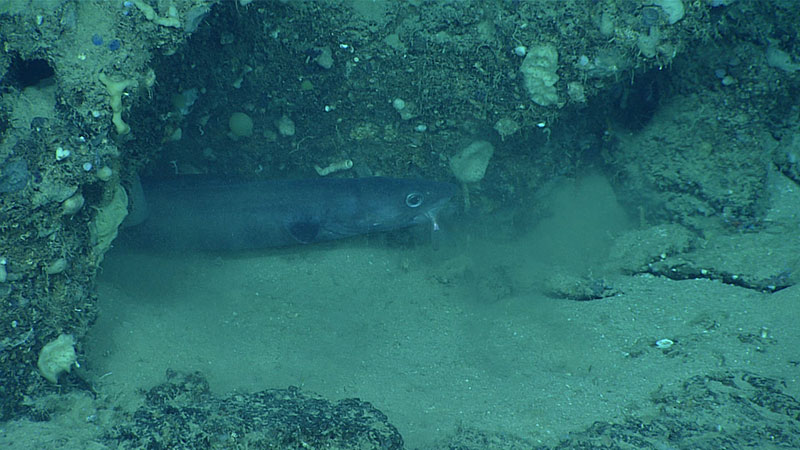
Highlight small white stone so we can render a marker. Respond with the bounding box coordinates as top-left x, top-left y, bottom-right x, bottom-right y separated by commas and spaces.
721, 75, 736, 86
96, 166, 113, 181
62, 194, 85, 216
513, 45, 527, 57
392, 98, 406, 111
276, 115, 295, 137
46, 258, 68, 275
55, 146, 70, 161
